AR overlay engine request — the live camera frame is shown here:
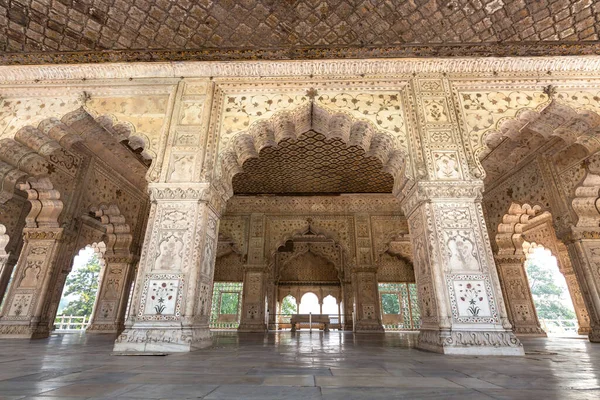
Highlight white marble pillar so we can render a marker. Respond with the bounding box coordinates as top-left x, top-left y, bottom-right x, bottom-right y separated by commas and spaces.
352, 267, 384, 332
401, 181, 523, 355
87, 254, 137, 334
113, 183, 223, 352
564, 235, 600, 342
238, 265, 268, 332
